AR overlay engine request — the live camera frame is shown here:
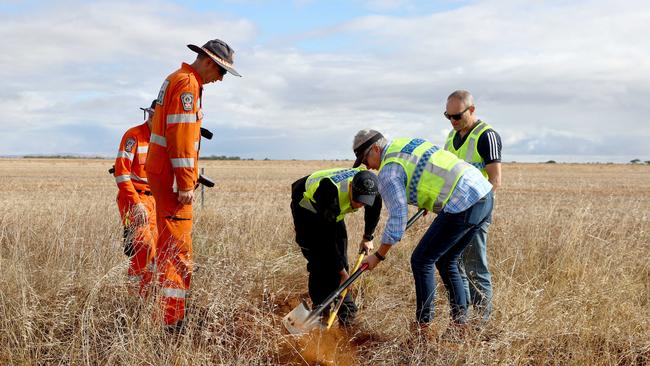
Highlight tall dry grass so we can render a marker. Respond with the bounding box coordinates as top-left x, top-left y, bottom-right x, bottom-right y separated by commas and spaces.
0, 159, 648, 365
